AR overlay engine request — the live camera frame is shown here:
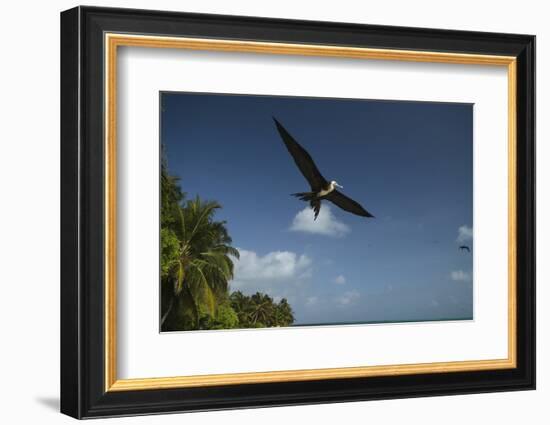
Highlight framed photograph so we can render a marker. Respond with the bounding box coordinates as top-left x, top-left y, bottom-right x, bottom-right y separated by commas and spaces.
60, 6, 535, 419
